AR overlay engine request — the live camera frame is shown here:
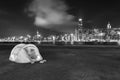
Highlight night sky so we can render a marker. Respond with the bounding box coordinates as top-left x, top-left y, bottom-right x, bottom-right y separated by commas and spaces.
0, 0, 120, 37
